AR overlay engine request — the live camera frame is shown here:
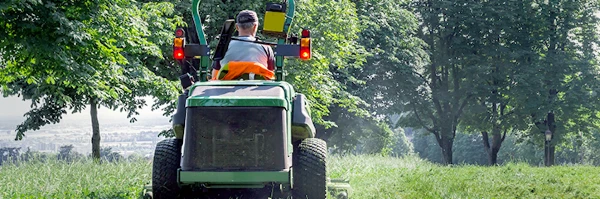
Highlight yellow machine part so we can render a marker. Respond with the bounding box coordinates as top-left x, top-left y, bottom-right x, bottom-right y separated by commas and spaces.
263, 11, 286, 35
